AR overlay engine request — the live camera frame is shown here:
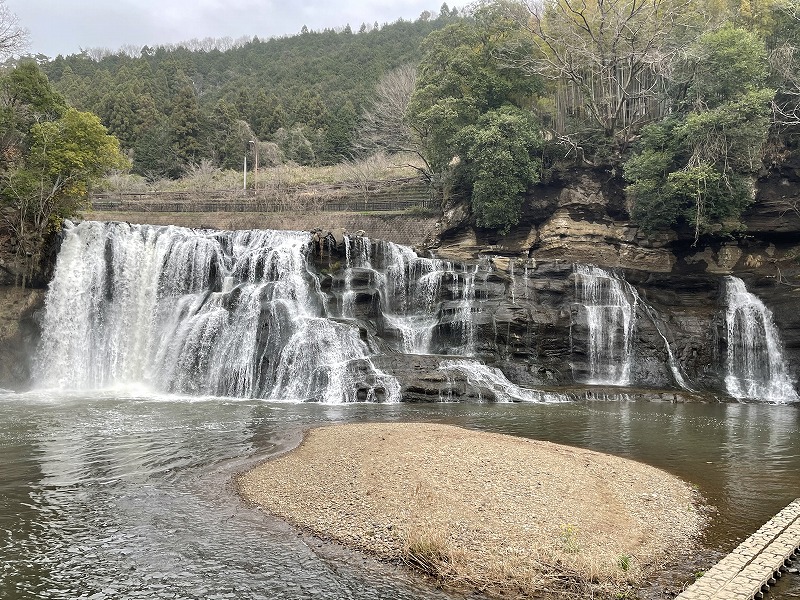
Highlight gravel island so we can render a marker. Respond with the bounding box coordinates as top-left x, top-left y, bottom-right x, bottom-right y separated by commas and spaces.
238, 422, 703, 598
